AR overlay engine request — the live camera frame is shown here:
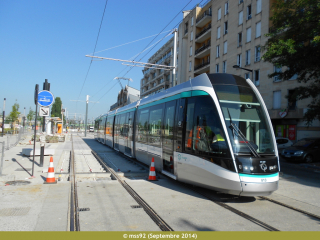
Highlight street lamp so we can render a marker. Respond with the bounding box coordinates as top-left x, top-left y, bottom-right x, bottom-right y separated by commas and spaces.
233, 65, 253, 82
